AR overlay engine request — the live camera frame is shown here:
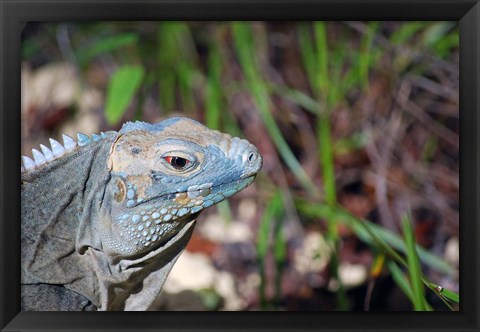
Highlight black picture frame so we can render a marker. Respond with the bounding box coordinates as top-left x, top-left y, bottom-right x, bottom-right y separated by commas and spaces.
1, 0, 478, 331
